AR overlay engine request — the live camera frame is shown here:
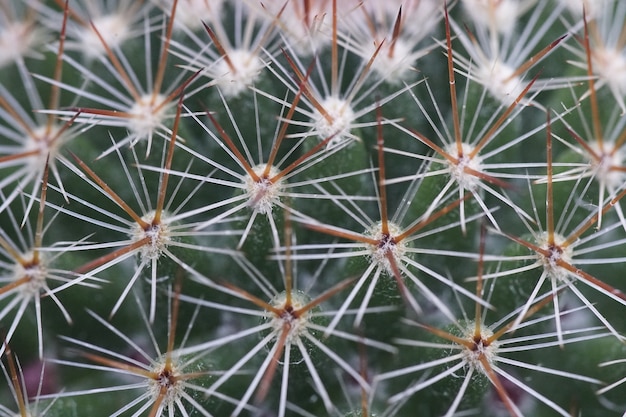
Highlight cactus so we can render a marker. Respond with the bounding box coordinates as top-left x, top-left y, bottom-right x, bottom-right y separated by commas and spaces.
1, 0, 626, 416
